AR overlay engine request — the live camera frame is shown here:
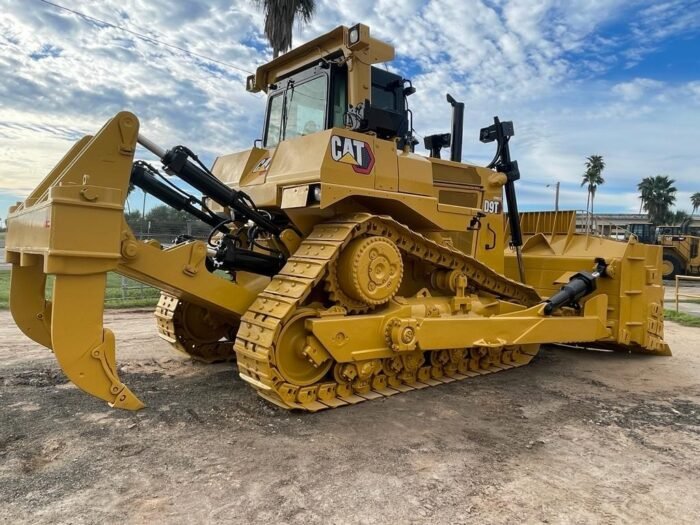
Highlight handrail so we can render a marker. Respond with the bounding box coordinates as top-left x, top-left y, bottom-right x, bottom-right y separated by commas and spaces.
675, 275, 700, 313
